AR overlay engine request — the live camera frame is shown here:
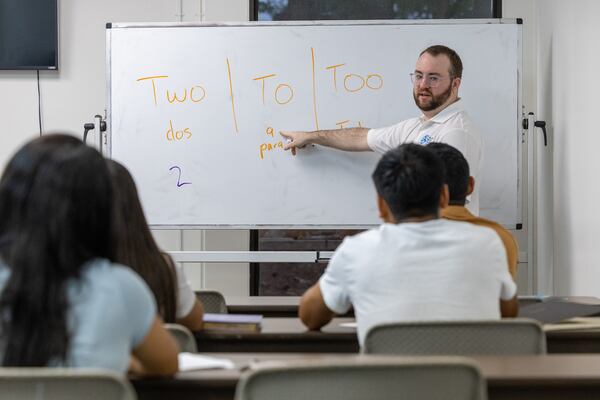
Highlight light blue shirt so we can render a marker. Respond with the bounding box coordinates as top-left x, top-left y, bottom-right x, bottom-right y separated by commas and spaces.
0, 258, 156, 373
